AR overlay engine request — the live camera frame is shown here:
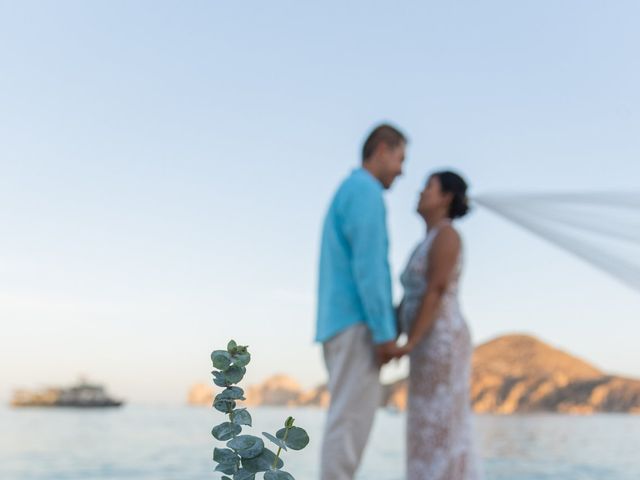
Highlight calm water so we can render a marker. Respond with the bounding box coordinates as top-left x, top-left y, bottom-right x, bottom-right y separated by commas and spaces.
1, 406, 639, 480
